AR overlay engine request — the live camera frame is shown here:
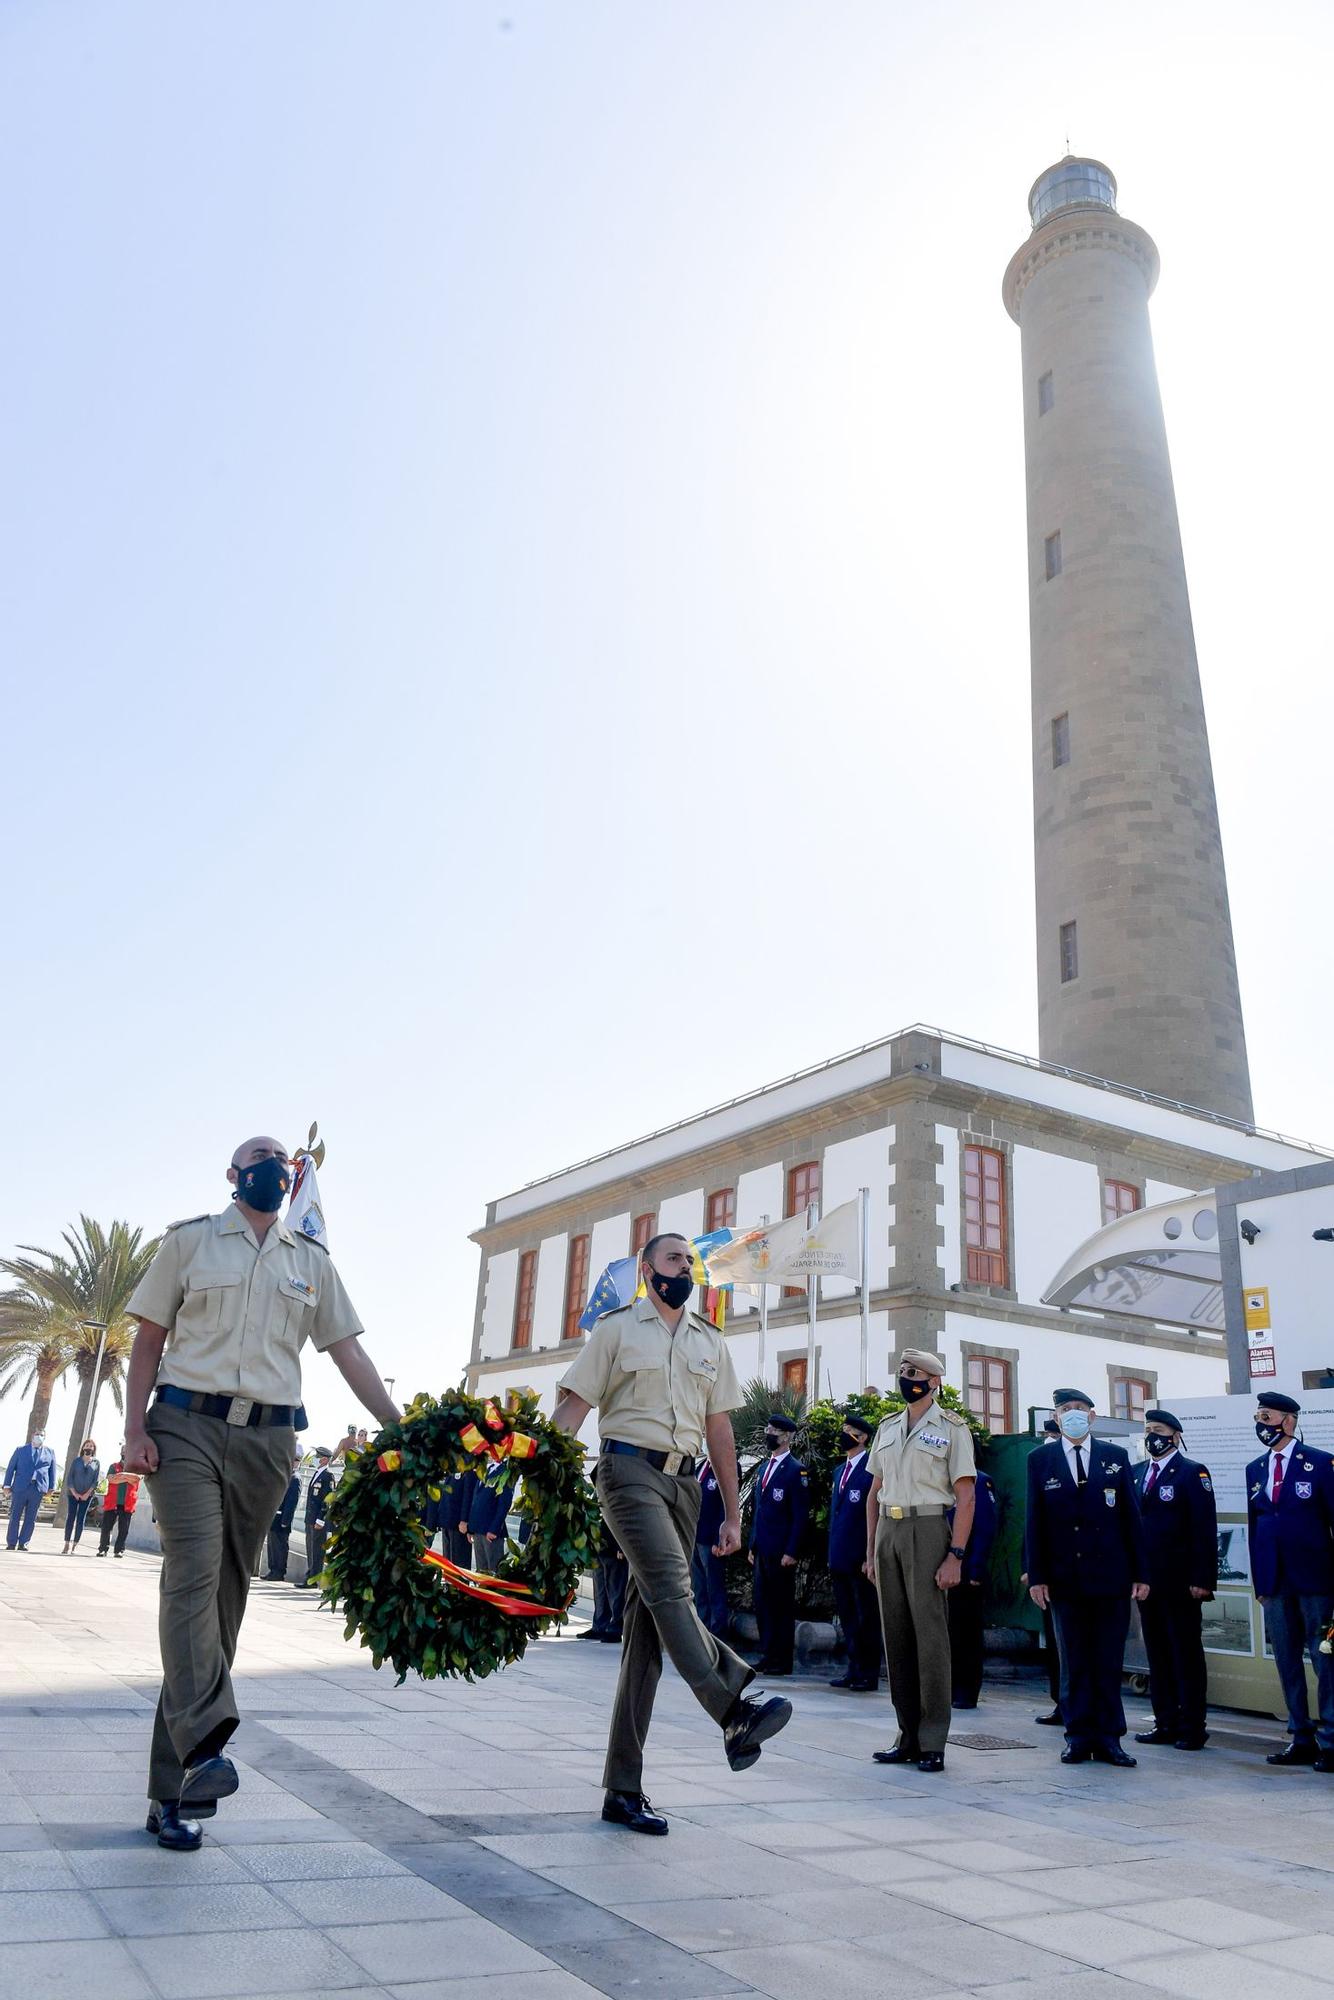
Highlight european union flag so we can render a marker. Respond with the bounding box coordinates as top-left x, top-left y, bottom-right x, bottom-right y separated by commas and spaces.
578, 1256, 641, 1334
